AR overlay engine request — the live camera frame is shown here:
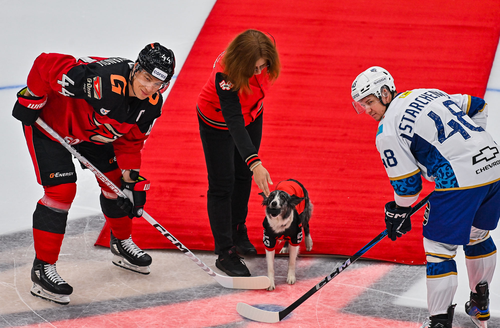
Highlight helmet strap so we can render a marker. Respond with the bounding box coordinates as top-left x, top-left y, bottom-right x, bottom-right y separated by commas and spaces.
128, 63, 143, 97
